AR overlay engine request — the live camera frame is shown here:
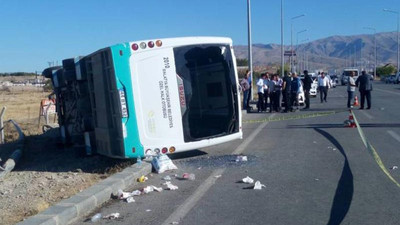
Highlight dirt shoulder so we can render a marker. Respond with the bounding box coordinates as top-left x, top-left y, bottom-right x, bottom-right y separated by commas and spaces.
0, 89, 135, 225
